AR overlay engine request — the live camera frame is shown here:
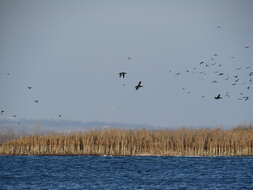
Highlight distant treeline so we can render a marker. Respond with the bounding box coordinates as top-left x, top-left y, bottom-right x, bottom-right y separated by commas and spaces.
0, 125, 253, 156
0, 129, 21, 144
